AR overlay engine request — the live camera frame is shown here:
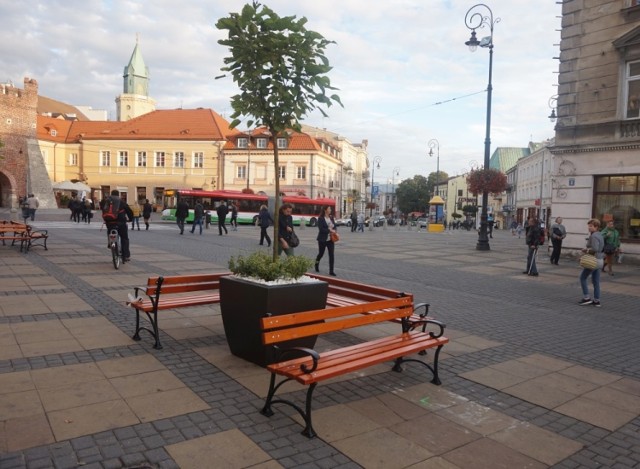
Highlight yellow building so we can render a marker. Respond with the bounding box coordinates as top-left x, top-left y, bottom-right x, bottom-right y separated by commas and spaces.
37, 109, 230, 206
